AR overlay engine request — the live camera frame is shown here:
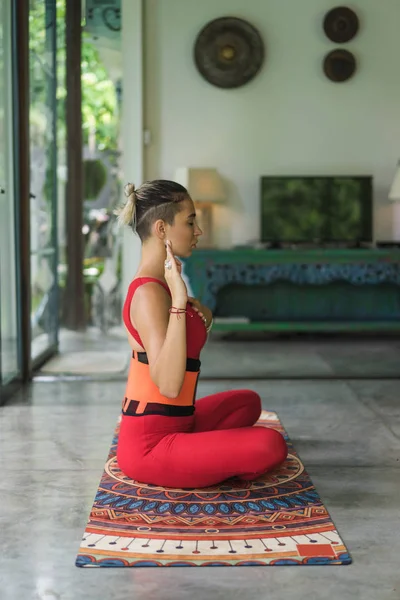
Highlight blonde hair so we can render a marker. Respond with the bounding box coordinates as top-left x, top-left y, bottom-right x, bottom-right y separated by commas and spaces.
115, 179, 189, 241
115, 182, 137, 228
